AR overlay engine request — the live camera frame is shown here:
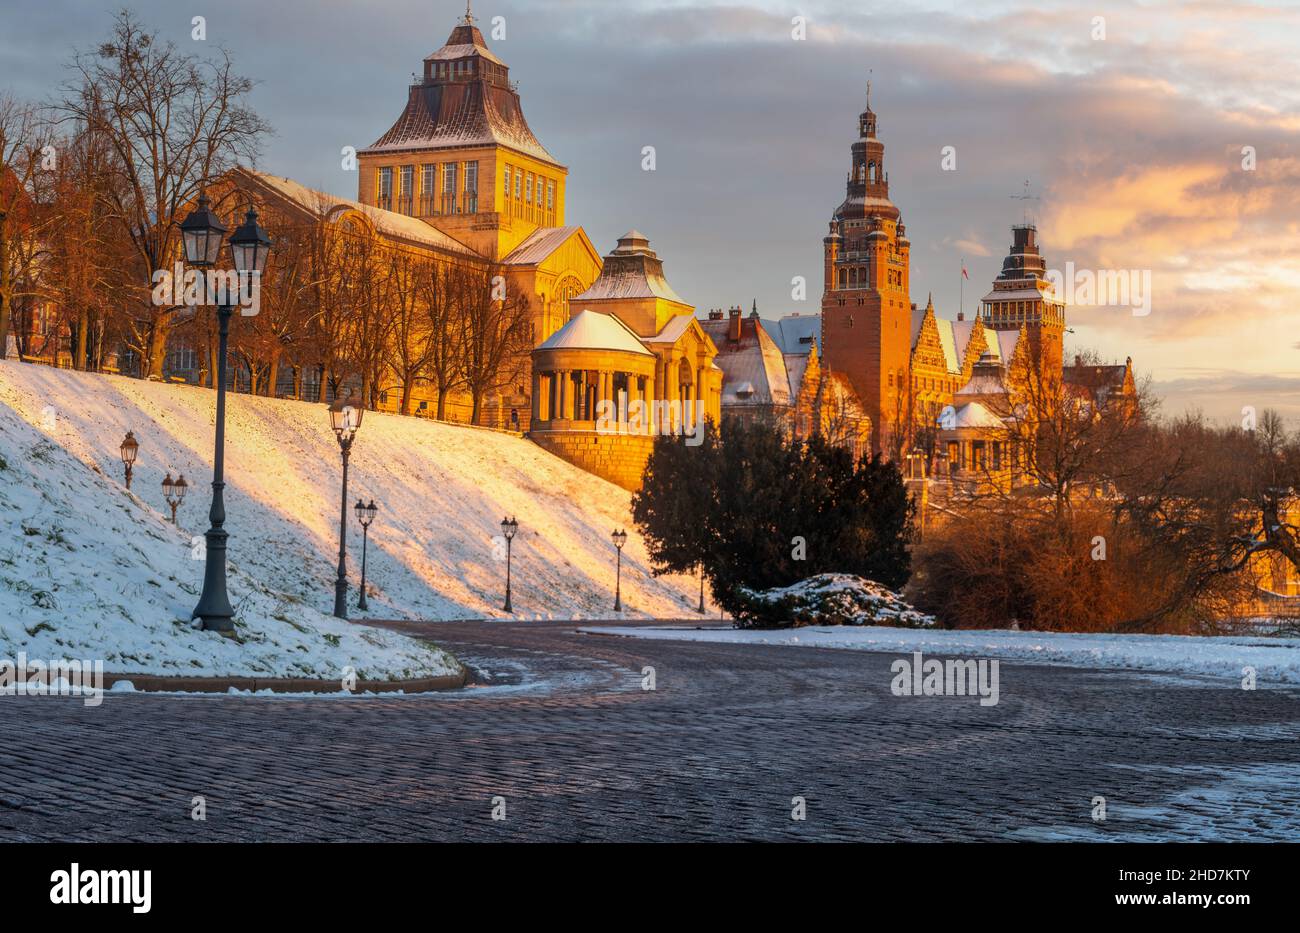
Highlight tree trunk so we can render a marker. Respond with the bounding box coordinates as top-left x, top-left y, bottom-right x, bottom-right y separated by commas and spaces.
74, 308, 89, 370
436, 385, 447, 421
267, 350, 282, 398
145, 312, 169, 379
292, 366, 302, 400
400, 377, 413, 416
0, 221, 11, 360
